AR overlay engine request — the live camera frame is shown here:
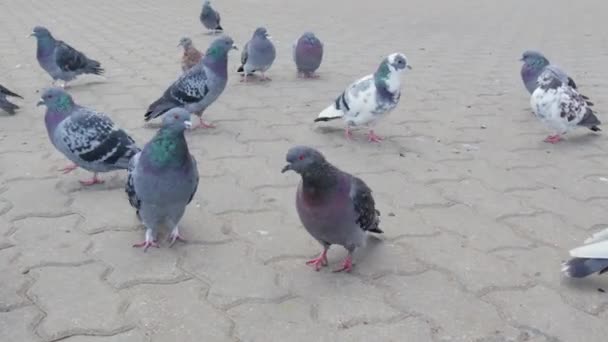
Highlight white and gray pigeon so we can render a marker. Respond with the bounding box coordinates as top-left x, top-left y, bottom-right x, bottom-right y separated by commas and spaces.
530, 68, 601, 143
281, 146, 383, 272
292, 32, 323, 78
145, 36, 237, 129
0, 84, 23, 115
562, 228, 608, 278
38, 88, 140, 185
126, 108, 199, 251
30, 26, 104, 88
520, 50, 593, 107
315, 53, 411, 142
200, 0, 223, 34
237, 27, 276, 81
